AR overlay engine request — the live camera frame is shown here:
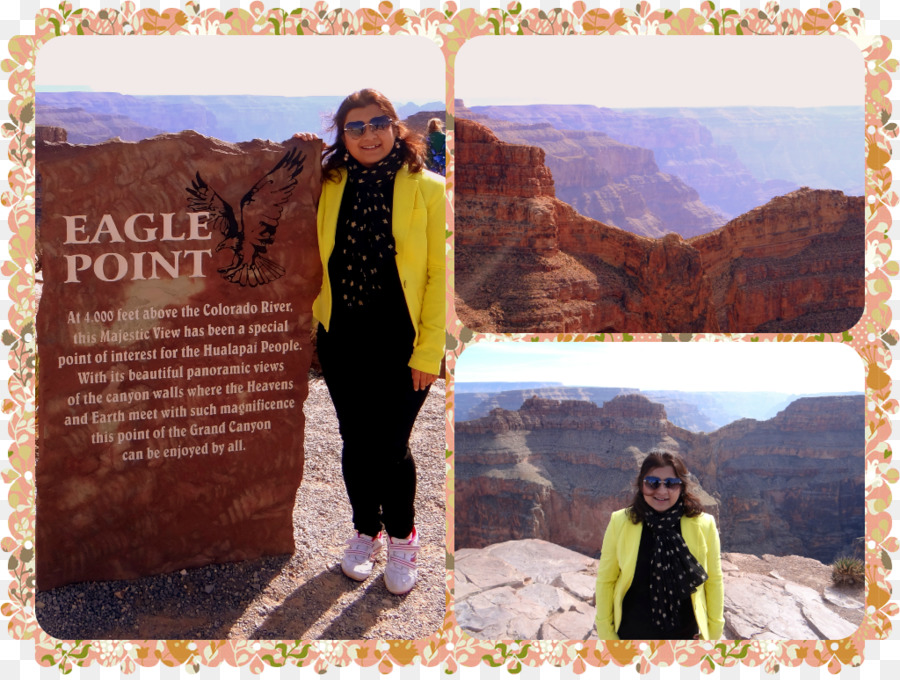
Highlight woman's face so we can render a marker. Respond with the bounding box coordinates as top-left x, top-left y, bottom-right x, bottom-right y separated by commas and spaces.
641, 465, 682, 513
343, 103, 397, 168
